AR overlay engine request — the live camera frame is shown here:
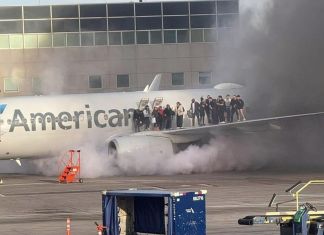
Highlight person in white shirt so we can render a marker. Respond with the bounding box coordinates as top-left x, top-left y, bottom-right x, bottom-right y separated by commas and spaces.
175, 102, 185, 128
